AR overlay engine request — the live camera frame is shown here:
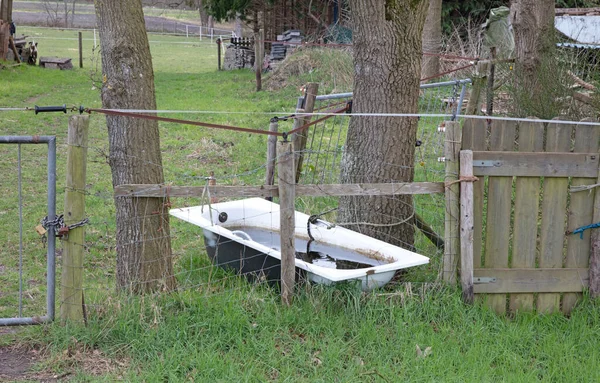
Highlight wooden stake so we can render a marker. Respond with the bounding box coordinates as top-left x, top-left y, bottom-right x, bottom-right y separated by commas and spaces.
460, 150, 474, 303
217, 38, 222, 71
277, 139, 295, 306
465, 62, 488, 115
78, 31, 83, 68
265, 119, 278, 201
443, 121, 462, 284
292, 82, 319, 183
61, 115, 89, 323
255, 29, 264, 91
590, 154, 600, 298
